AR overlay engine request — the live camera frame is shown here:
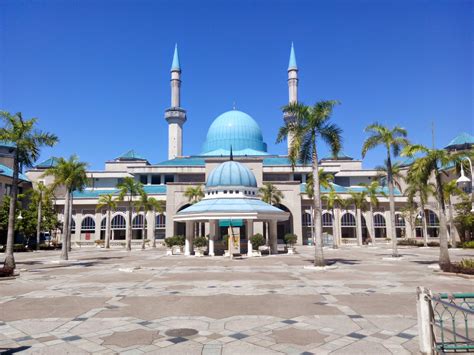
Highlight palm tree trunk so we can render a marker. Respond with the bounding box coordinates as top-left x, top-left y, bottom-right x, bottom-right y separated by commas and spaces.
67, 193, 73, 252
141, 211, 146, 250
152, 208, 156, 248
36, 191, 42, 250
61, 189, 70, 260
386, 153, 399, 257
311, 142, 325, 266
420, 200, 429, 247
126, 199, 132, 251
369, 204, 376, 245
355, 208, 362, 246
331, 207, 338, 248
434, 169, 451, 269
105, 209, 111, 249
448, 197, 455, 245
4, 153, 19, 269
